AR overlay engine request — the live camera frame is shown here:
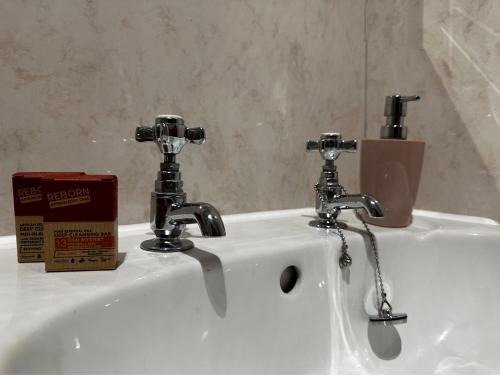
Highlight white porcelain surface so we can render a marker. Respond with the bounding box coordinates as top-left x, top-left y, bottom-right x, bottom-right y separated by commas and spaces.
0, 208, 499, 374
